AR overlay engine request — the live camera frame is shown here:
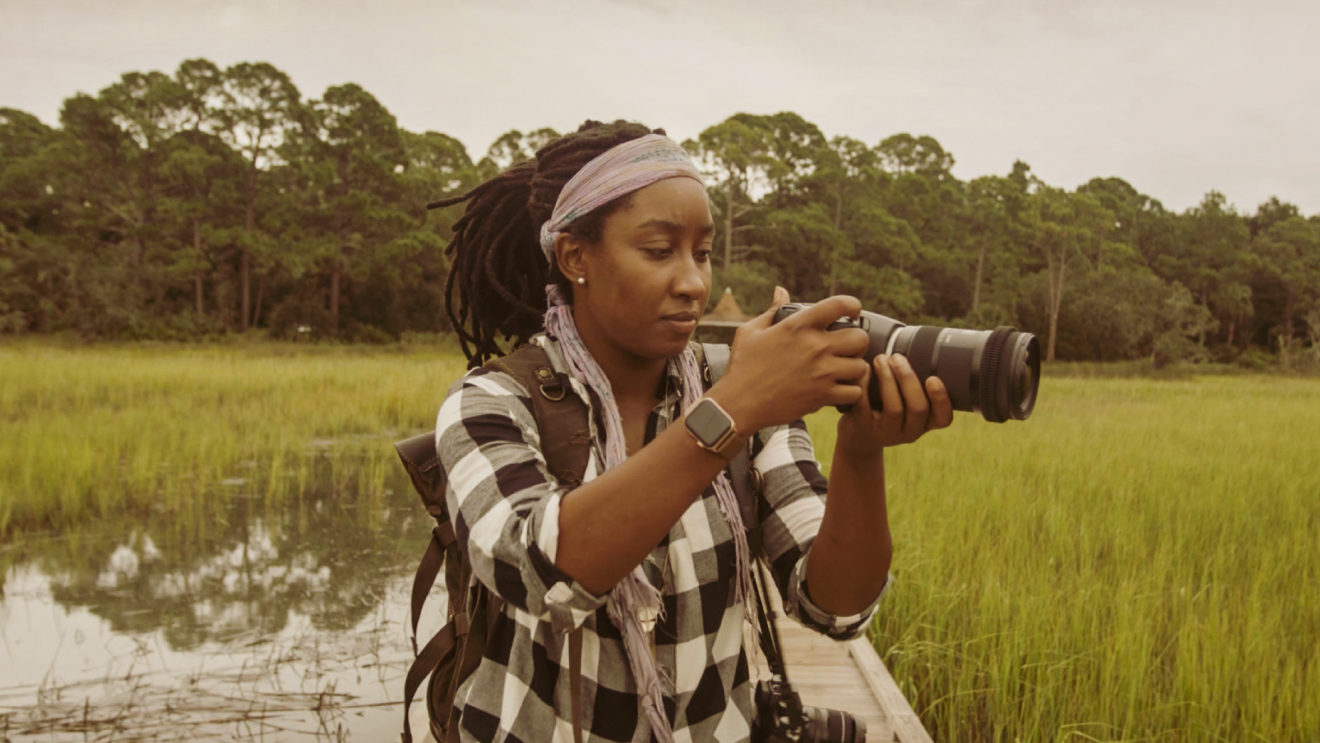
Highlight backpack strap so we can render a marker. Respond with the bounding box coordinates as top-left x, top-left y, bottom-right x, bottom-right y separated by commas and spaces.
396, 432, 468, 743
395, 433, 458, 650
486, 344, 593, 742
487, 344, 593, 487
